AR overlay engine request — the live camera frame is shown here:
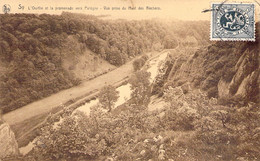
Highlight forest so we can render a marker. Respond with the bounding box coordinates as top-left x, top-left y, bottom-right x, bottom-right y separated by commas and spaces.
0, 12, 208, 113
